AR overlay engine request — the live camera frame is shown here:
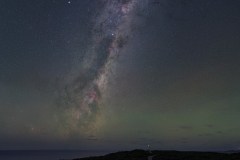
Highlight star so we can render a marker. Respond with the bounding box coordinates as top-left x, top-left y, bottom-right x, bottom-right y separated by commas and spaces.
68, 1, 71, 4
